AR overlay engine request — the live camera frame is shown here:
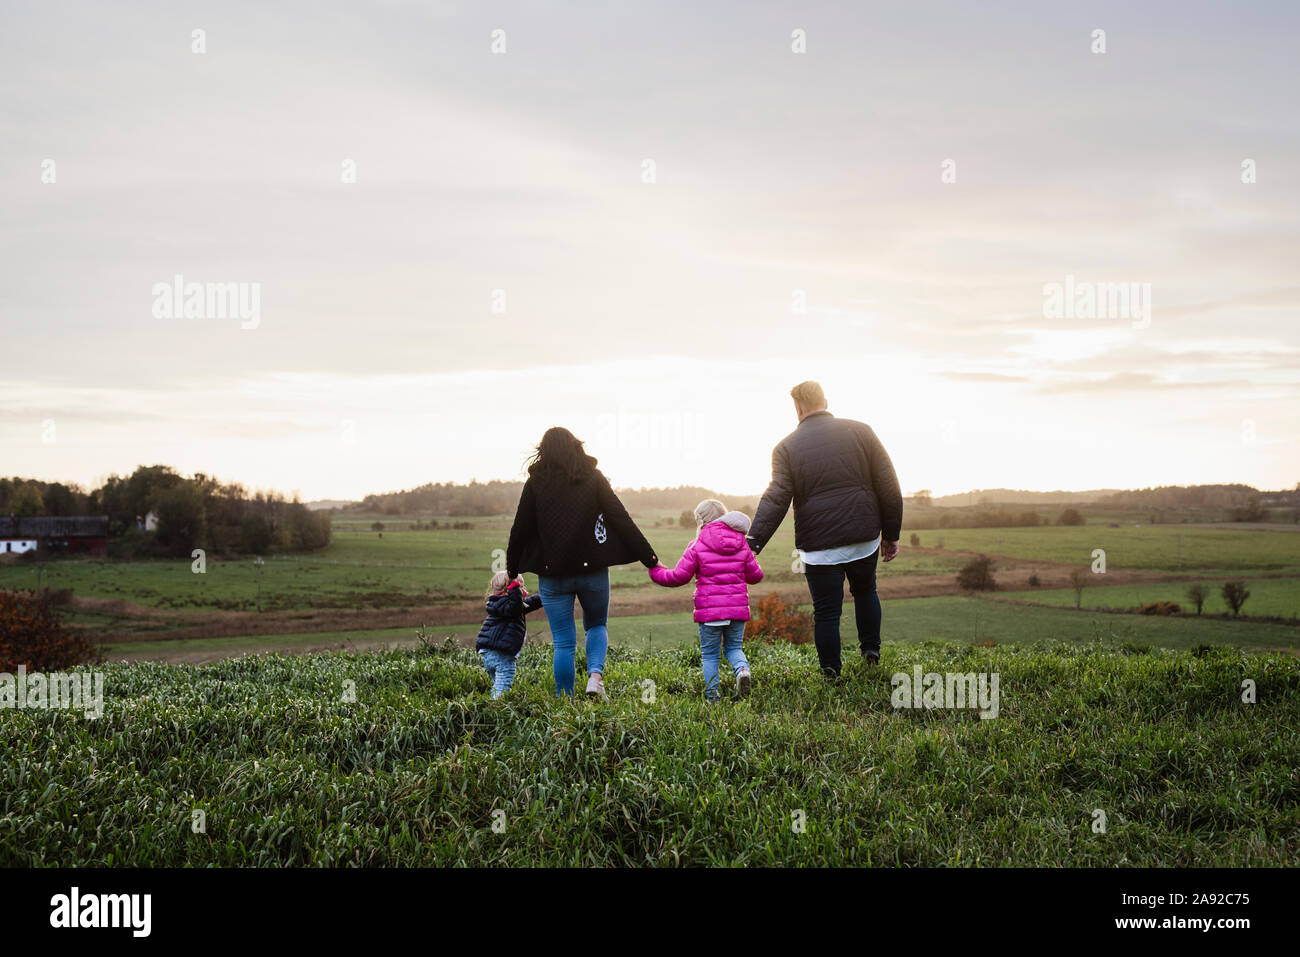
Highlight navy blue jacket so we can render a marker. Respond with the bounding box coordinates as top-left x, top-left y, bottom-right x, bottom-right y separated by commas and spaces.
475, 585, 543, 657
